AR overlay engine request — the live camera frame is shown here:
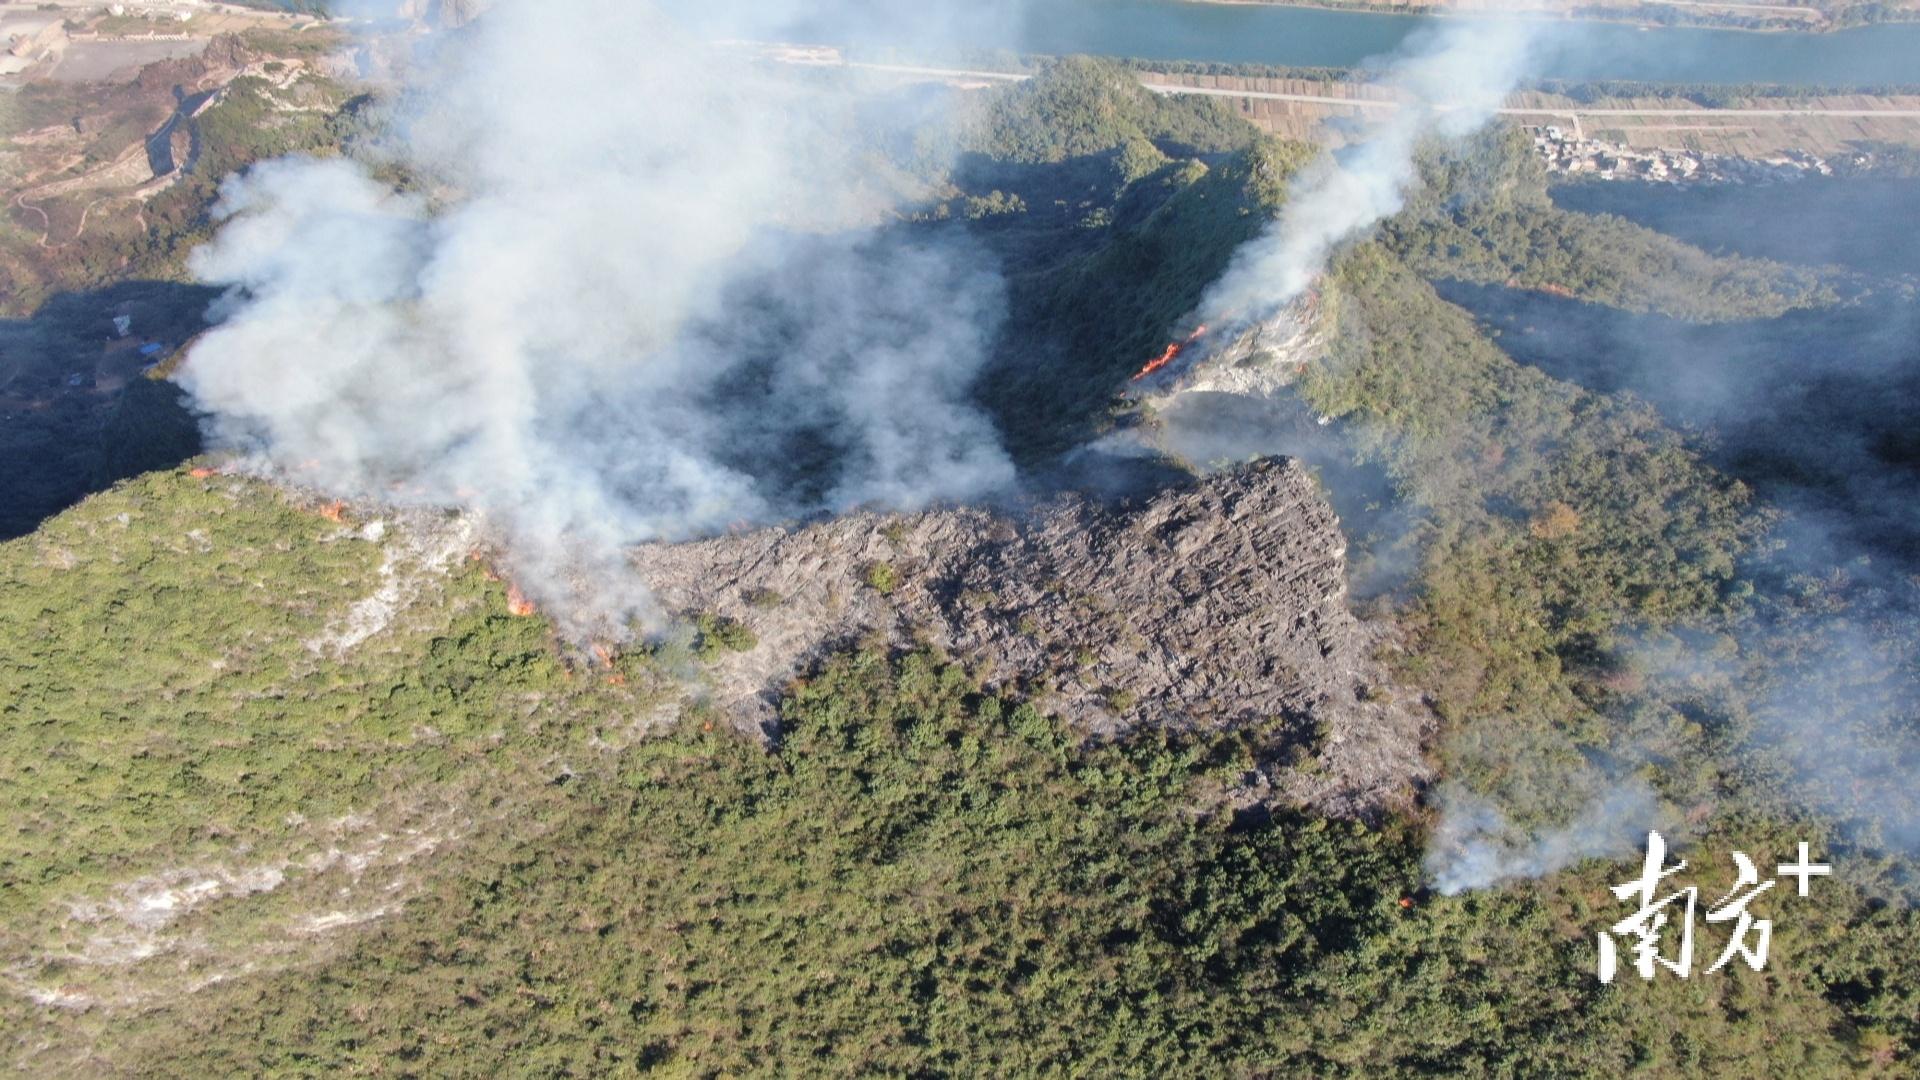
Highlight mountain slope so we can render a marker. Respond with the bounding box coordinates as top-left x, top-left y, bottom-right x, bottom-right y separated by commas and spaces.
8, 52, 1920, 1076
